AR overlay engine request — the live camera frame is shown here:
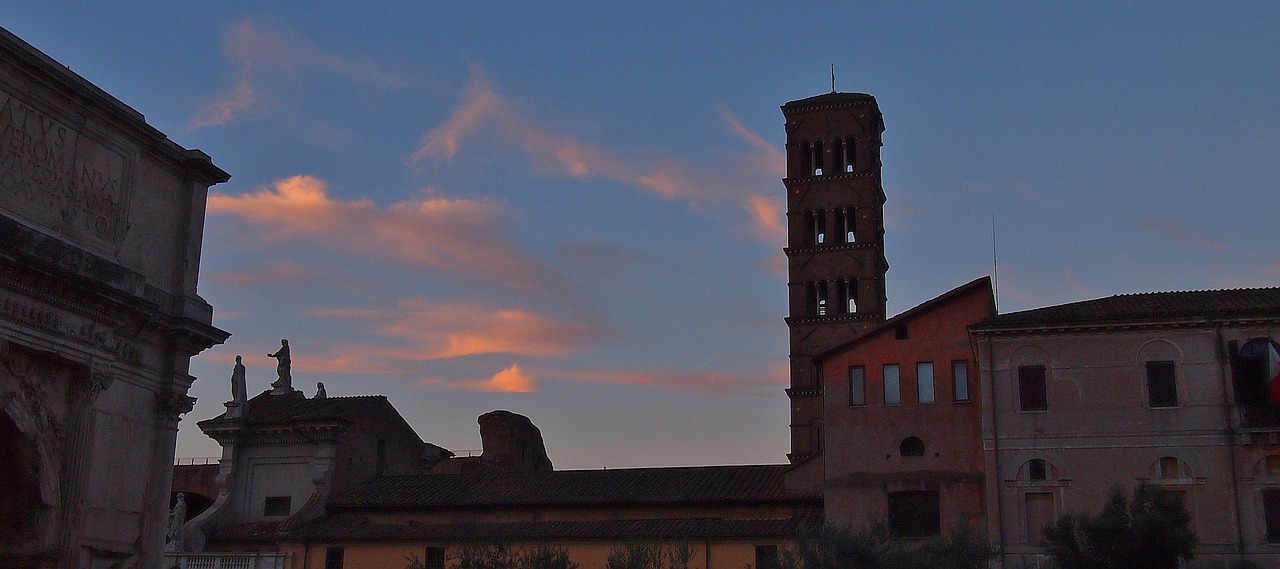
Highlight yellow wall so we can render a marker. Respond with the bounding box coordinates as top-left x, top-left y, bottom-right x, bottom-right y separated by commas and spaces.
285, 538, 787, 569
